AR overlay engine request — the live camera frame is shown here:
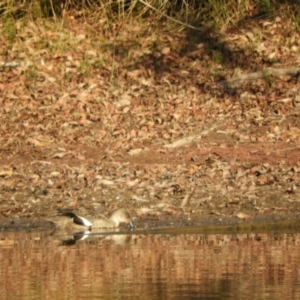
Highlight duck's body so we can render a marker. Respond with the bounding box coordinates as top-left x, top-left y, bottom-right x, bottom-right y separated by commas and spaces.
49, 208, 132, 233
93, 209, 132, 228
